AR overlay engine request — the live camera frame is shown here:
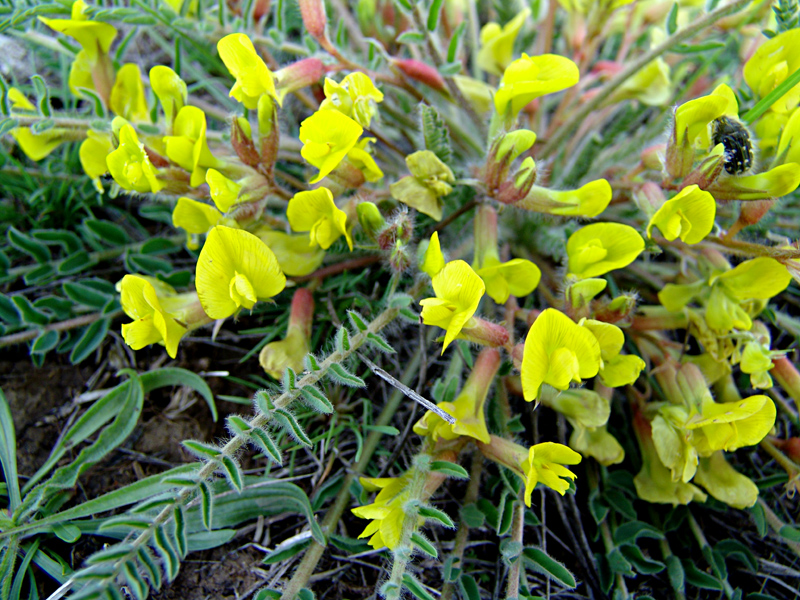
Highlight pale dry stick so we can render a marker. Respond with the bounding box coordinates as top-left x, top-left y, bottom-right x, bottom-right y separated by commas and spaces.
539, 0, 756, 158
280, 347, 424, 600
0, 309, 123, 348
46, 303, 405, 600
